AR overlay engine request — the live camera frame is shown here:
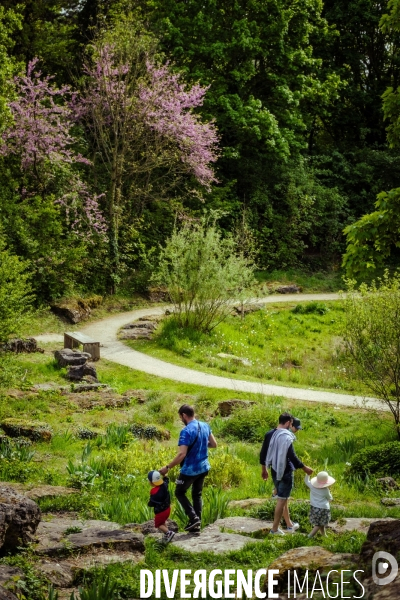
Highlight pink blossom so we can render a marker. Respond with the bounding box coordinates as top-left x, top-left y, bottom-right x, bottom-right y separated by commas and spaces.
138, 62, 219, 188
